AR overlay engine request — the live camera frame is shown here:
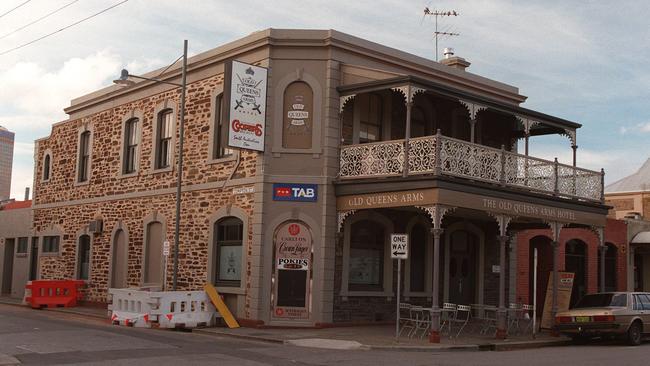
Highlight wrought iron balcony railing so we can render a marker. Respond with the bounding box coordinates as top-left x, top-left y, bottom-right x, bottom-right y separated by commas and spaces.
339, 132, 604, 203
